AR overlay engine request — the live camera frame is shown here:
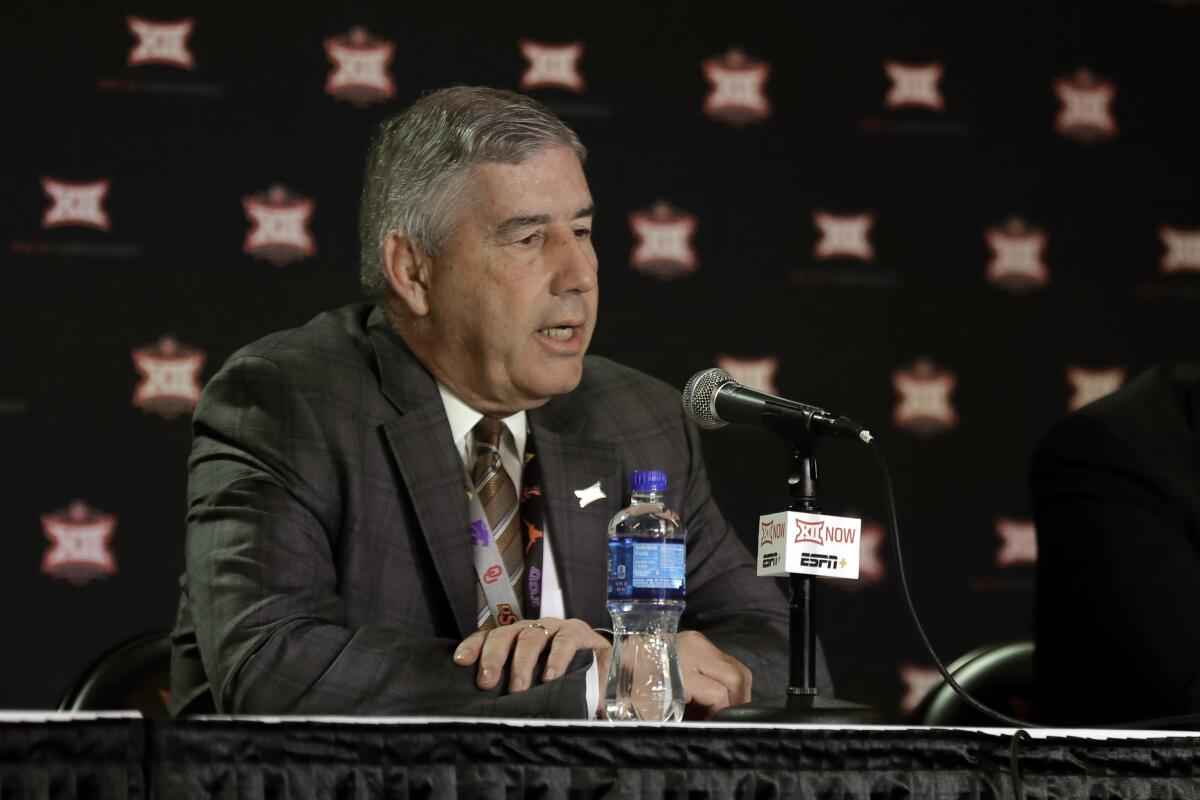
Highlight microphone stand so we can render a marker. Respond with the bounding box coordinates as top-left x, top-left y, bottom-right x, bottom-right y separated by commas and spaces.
714, 428, 881, 724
